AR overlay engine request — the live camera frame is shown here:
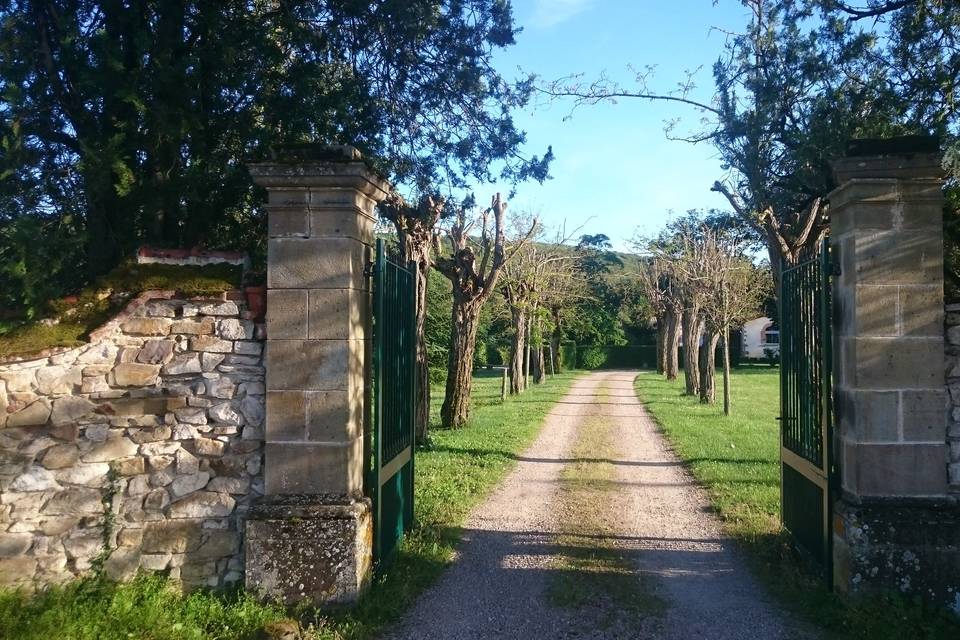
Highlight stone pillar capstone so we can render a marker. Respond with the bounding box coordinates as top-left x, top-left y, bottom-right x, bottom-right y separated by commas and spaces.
829, 137, 959, 604
244, 144, 390, 605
